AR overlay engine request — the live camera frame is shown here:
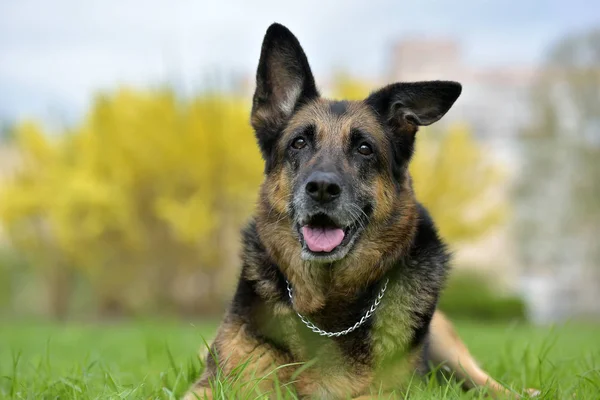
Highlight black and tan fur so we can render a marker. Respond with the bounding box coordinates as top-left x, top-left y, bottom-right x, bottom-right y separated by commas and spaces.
185, 23, 537, 399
